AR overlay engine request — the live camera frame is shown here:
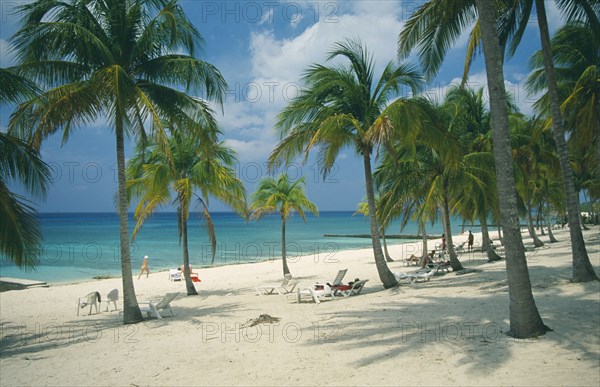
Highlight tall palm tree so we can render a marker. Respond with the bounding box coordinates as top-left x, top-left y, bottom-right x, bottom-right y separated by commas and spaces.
443, 86, 502, 261
127, 132, 246, 295
474, 0, 550, 337
270, 39, 424, 288
526, 21, 600, 227
0, 68, 50, 269
499, 0, 599, 282
398, 0, 549, 337
8, 0, 227, 323
249, 174, 318, 277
